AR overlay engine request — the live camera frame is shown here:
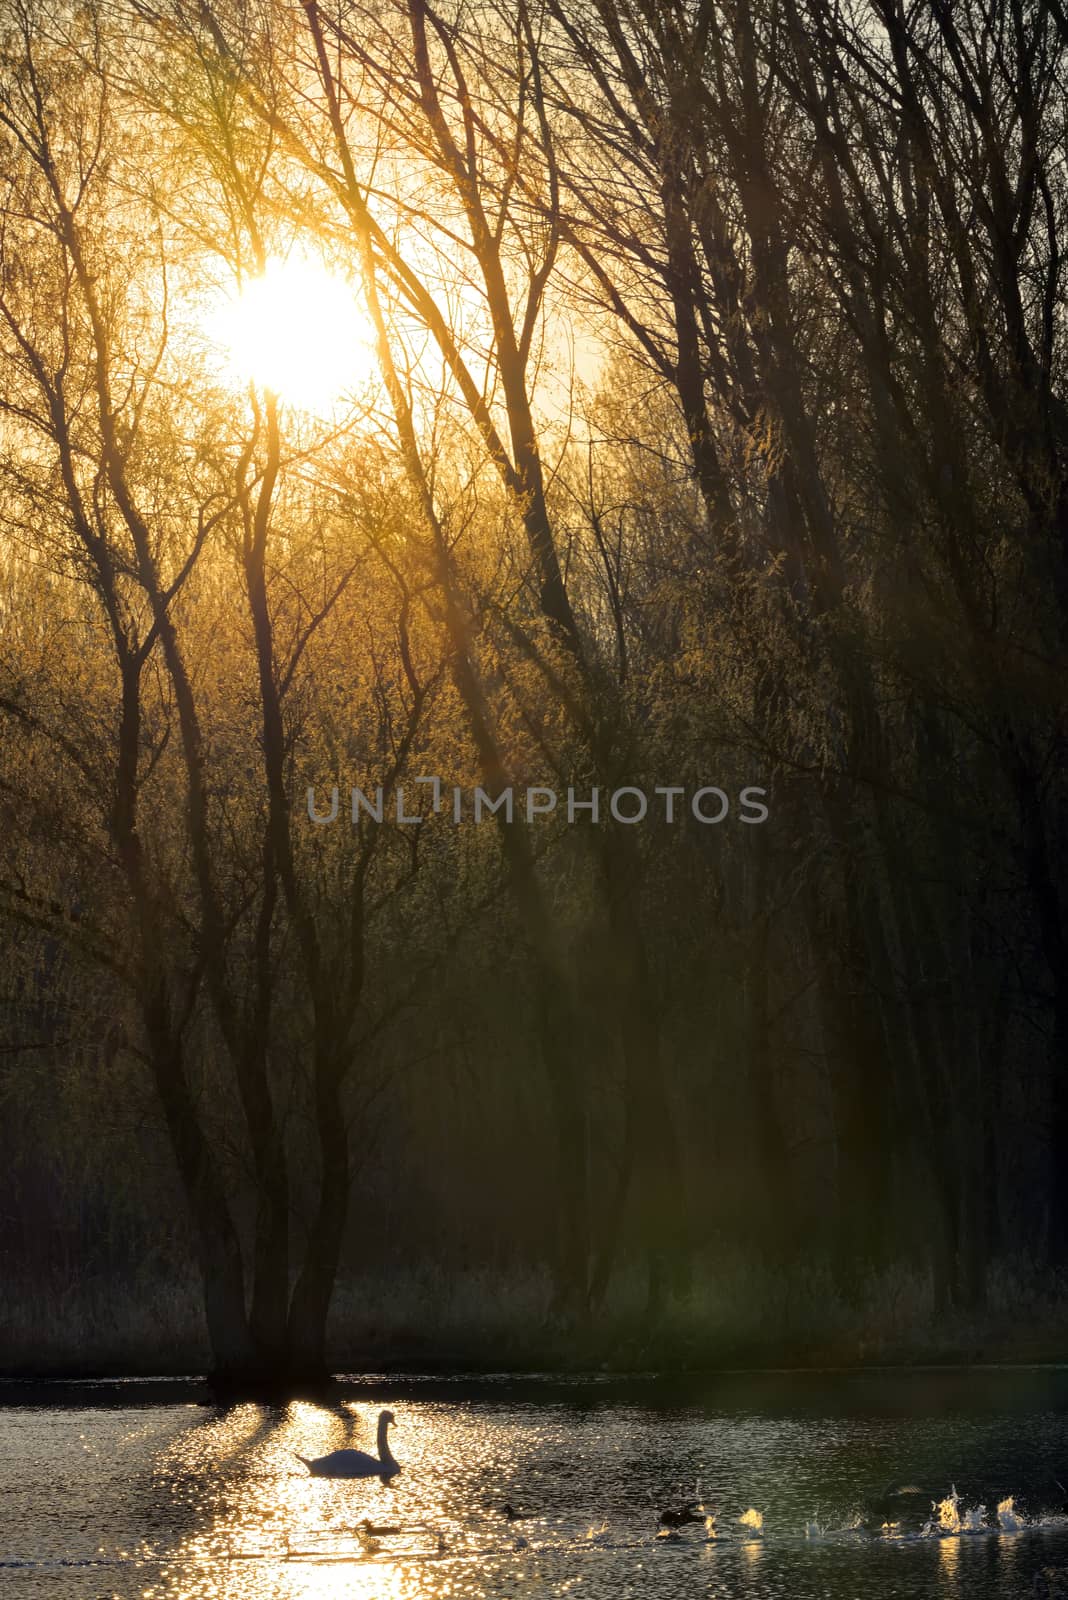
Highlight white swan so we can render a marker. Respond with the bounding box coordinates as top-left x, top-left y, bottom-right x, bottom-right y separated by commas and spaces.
296, 1408, 400, 1479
